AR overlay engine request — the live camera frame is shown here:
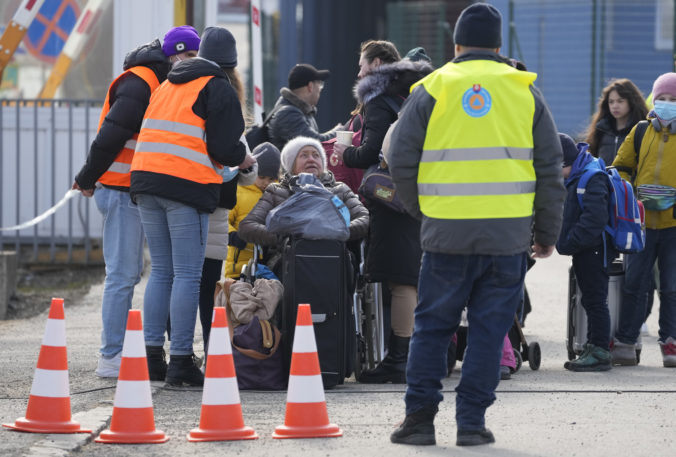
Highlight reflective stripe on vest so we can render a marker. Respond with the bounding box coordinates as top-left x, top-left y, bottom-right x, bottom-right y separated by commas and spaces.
130, 76, 223, 185
97, 66, 160, 188
412, 59, 537, 219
